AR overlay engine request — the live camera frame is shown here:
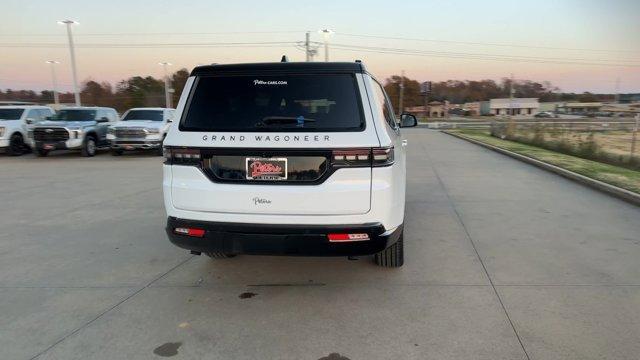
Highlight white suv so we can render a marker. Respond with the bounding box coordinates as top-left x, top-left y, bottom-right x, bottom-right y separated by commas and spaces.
163, 61, 417, 267
107, 107, 175, 155
0, 105, 54, 155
